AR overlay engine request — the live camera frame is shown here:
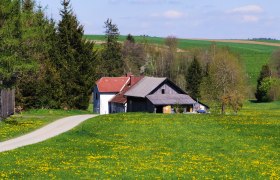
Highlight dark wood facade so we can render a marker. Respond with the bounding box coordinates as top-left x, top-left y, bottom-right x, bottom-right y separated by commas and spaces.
0, 89, 15, 120
127, 97, 154, 113
109, 102, 126, 113
93, 86, 100, 114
